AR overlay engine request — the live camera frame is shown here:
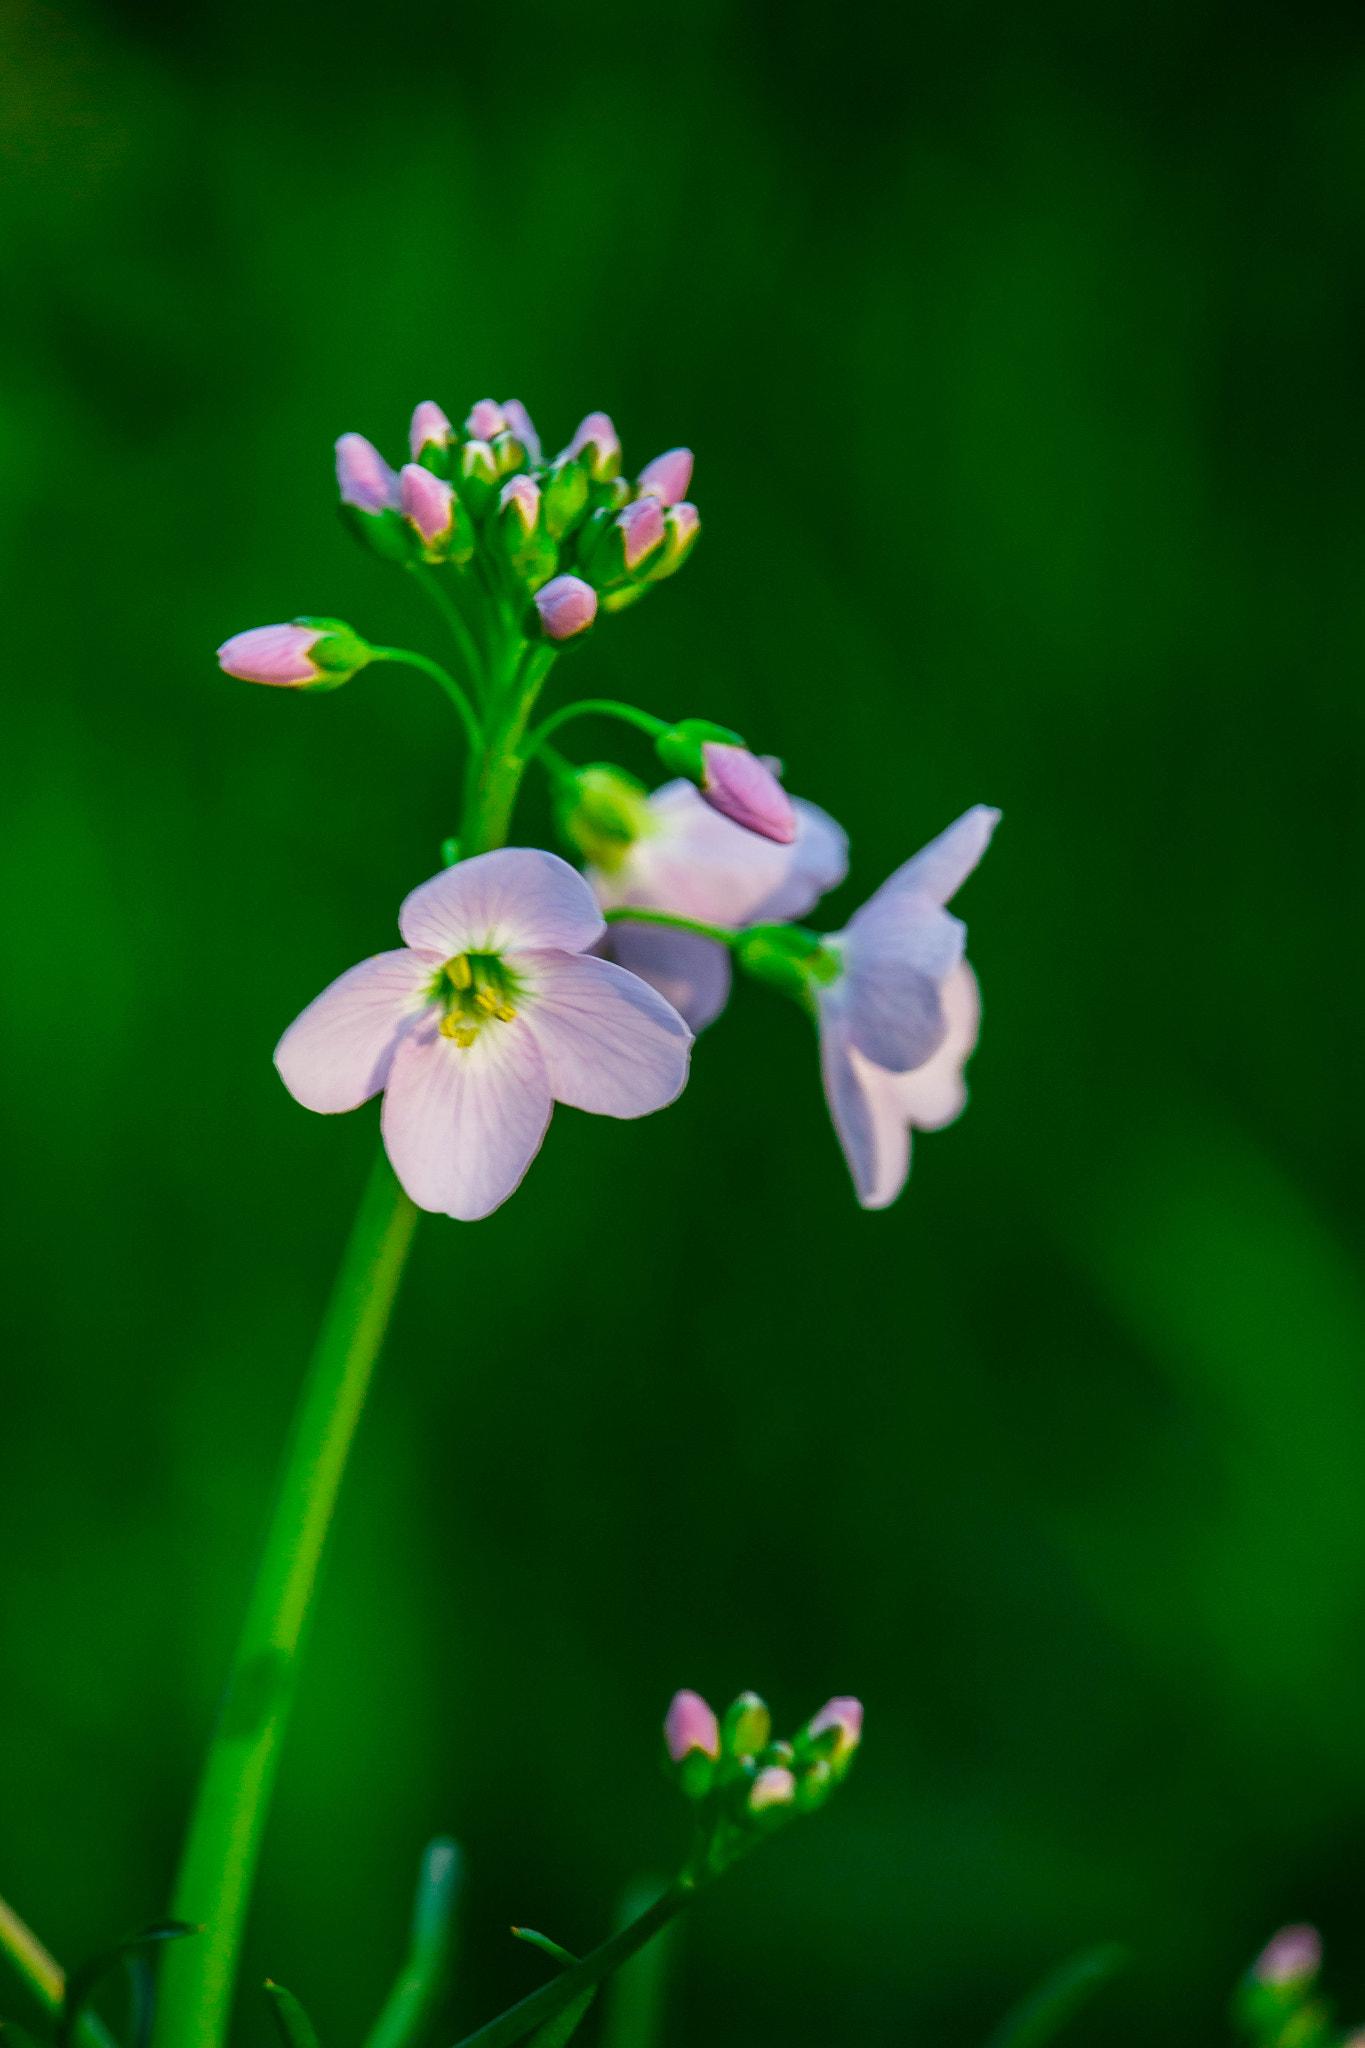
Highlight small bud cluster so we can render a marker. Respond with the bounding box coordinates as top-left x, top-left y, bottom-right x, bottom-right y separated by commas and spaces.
662, 1688, 862, 1881
336, 398, 701, 641
1235, 1926, 1335, 2048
